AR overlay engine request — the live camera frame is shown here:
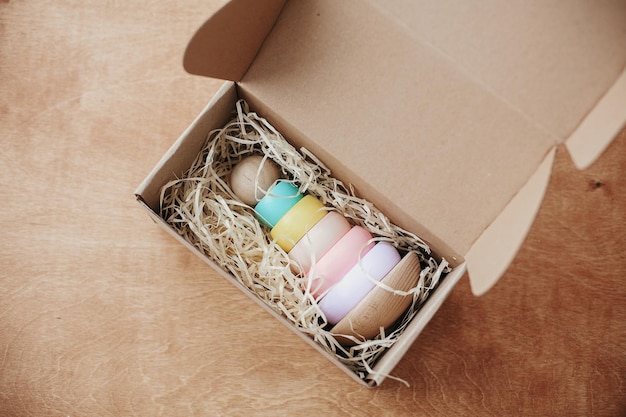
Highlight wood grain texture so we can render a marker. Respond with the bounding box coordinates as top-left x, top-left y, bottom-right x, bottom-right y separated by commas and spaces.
1, 1, 624, 416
